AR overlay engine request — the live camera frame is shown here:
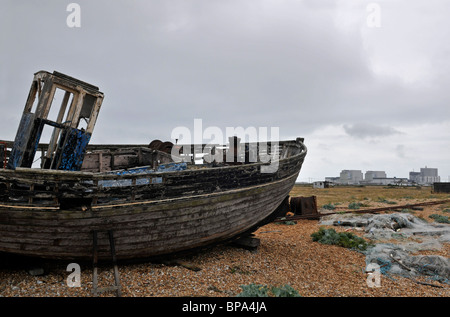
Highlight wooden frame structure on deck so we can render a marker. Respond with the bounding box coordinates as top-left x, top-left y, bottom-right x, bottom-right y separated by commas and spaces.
7, 71, 104, 171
